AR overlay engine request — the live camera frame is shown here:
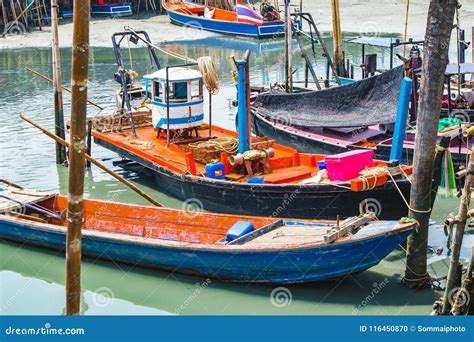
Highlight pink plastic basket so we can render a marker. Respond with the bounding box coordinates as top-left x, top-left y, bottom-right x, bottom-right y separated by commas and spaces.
324, 150, 374, 181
